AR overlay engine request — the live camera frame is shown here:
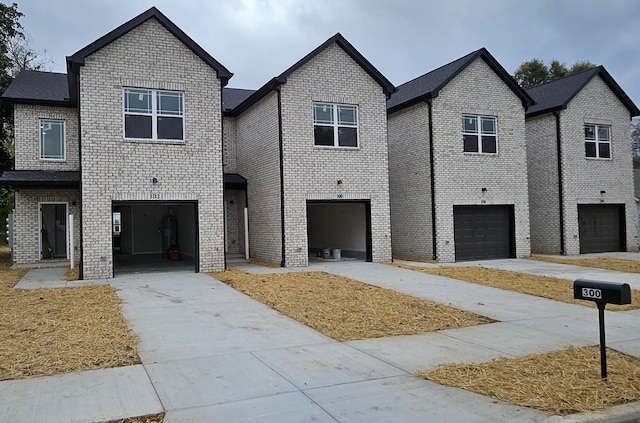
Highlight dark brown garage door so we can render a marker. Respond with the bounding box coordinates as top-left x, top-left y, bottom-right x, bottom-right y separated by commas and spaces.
578, 204, 625, 254
453, 205, 515, 261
